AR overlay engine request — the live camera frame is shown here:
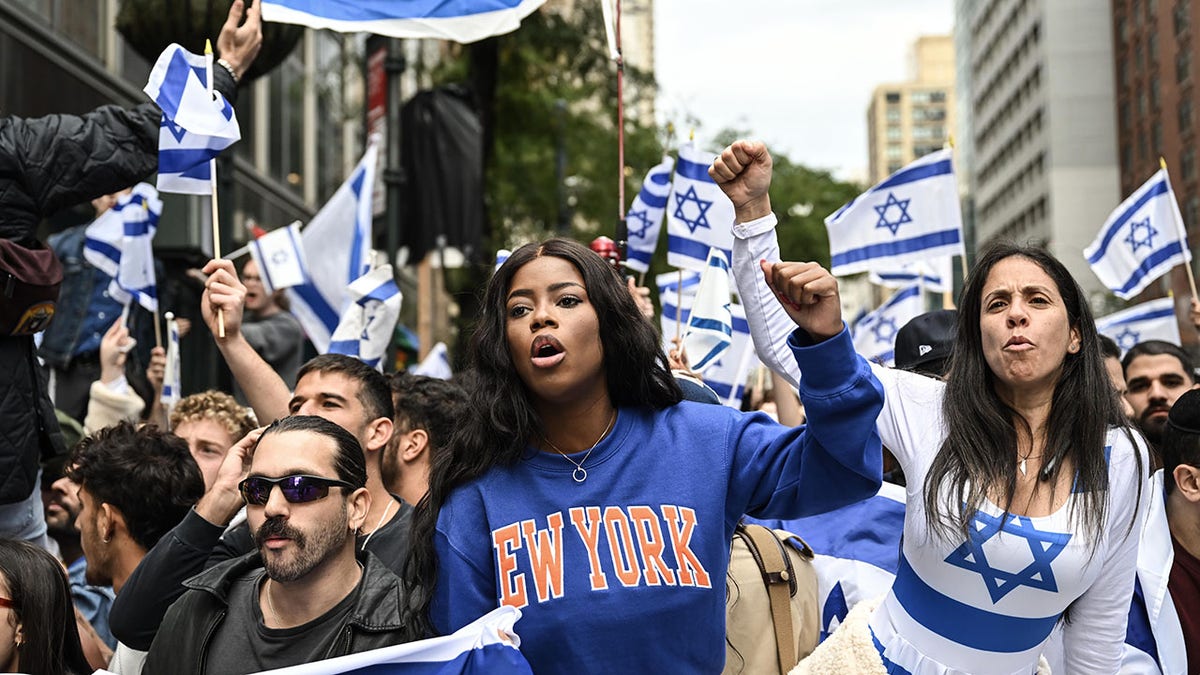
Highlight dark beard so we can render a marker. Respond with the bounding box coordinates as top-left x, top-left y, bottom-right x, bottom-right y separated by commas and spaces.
254, 513, 349, 583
